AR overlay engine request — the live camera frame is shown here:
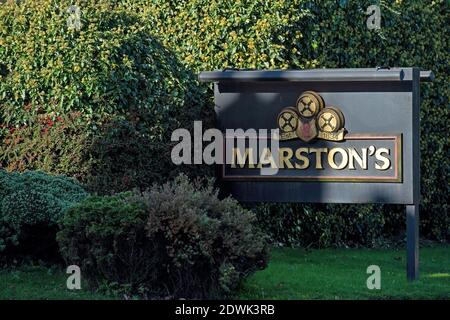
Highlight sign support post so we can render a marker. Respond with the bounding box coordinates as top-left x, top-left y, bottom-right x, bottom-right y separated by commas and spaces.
407, 67, 421, 281
406, 205, 419, 280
